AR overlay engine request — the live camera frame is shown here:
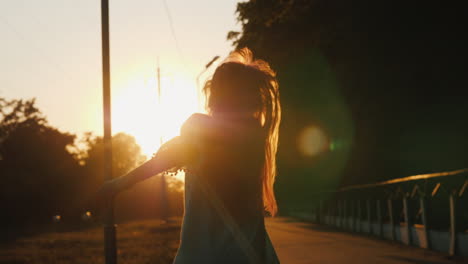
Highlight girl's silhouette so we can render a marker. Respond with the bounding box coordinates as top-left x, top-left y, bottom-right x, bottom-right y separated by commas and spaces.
99, 48, 281, 263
